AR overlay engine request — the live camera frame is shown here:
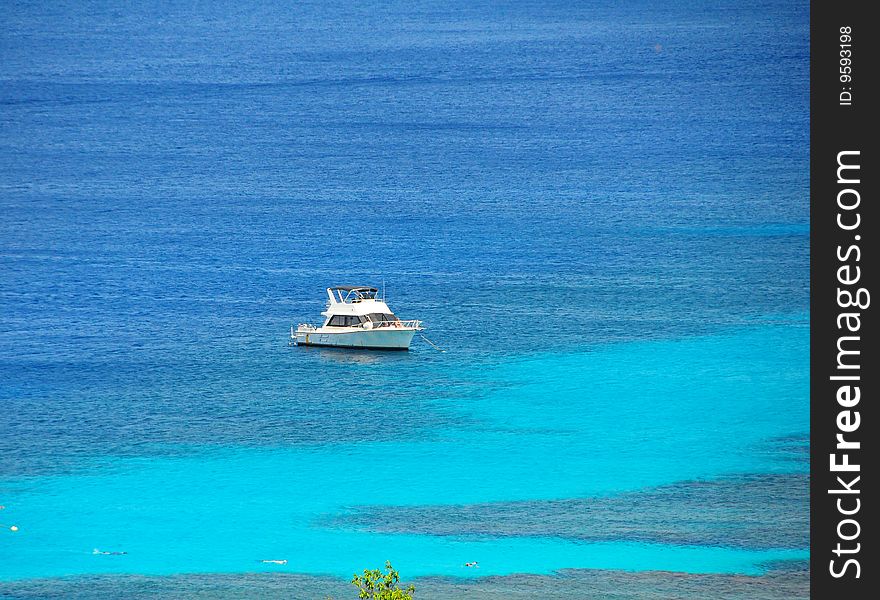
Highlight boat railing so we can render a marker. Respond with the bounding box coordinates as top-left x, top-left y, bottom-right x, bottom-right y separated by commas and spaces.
294, 320, 422, 333
370, 319, 422, 329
